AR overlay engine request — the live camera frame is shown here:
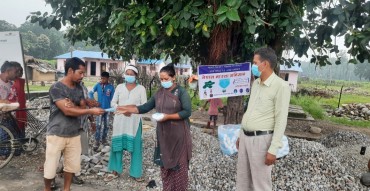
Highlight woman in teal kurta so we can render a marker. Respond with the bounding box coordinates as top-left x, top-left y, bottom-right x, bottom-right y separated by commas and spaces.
105, 65, 147, 182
